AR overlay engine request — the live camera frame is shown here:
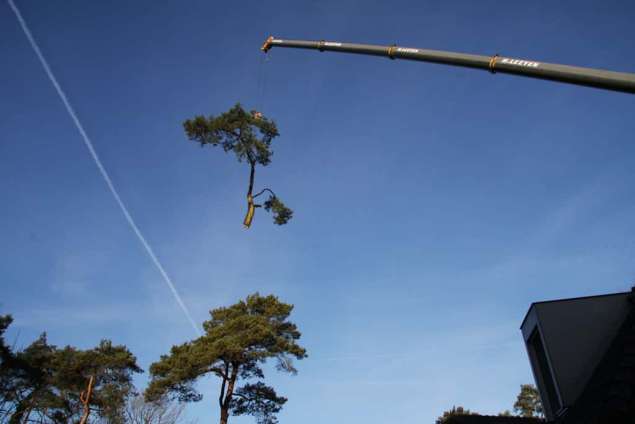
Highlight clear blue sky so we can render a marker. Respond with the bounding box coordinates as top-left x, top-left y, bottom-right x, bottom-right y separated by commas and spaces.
2, 0, 635, 422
